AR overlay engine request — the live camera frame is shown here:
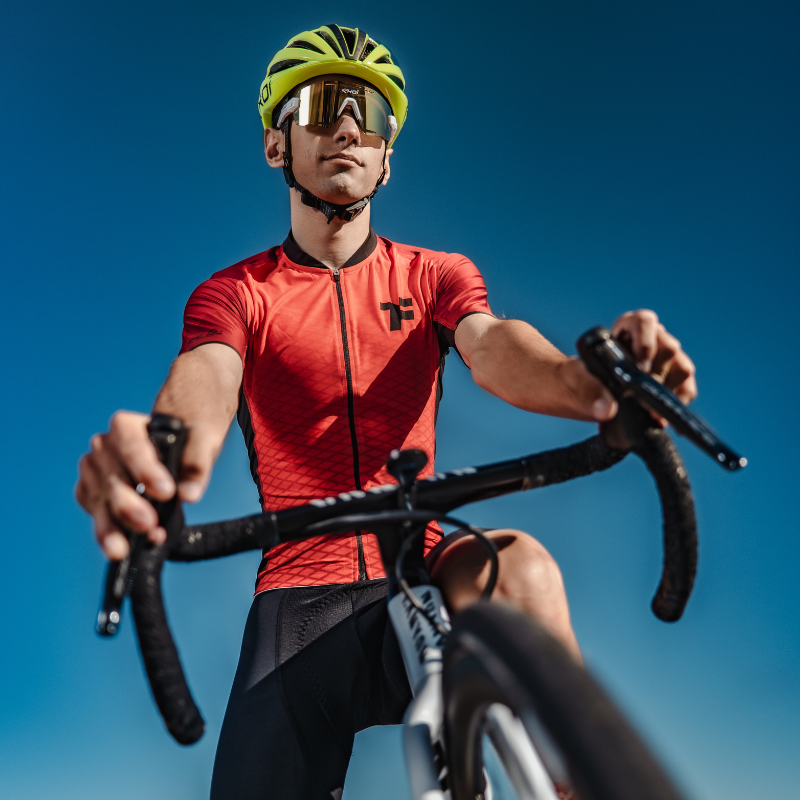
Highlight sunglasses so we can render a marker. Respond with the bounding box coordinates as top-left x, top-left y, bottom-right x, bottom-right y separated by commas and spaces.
276, 77, 397, 144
